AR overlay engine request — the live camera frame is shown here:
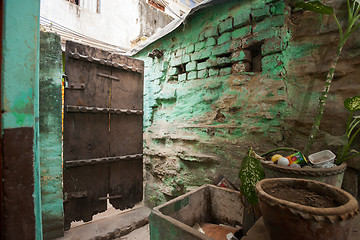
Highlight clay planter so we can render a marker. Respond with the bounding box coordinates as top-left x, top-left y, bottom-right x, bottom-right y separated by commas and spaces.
256, 178, 359, 240
260, 160, 347, 187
